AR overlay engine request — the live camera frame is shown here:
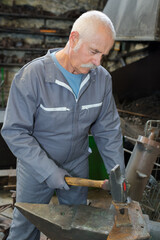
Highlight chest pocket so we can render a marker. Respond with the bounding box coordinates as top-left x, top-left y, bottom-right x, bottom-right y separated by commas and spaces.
40, 104, 70, 112
79, 102, 103, 126
35, 104, 71, 133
